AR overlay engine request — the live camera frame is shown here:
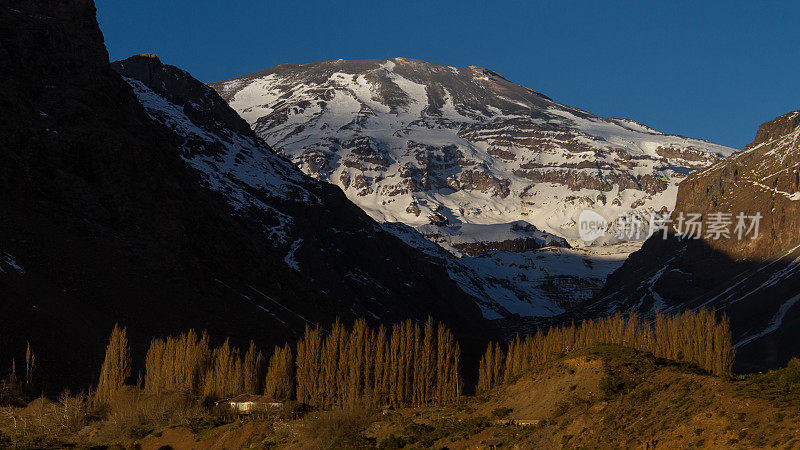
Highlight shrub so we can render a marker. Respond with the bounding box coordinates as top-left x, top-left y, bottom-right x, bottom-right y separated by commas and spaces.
378, 433, 411, 449
404, 421, 435, 436
781, 358, 800, 388
125, 424, 152, 440
599, 373, 627, 400
0, 376, 25, 407
0, 391, 88, 440
98, 387, 208, 440
456, 415, 489, 436
302, 401, 375, 448
277, 400, 306, 420
490, 407, 513, 419
552, 401, 571, 418
186, 415, 225, 434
